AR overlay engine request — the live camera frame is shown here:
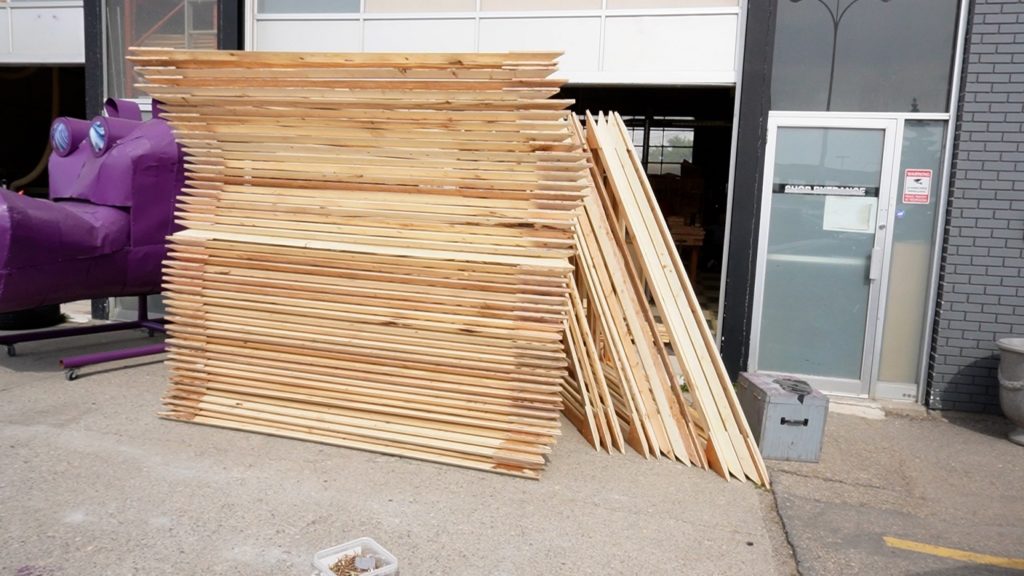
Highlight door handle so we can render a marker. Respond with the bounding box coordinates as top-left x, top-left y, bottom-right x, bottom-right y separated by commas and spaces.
869, 247, 883, 280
